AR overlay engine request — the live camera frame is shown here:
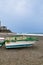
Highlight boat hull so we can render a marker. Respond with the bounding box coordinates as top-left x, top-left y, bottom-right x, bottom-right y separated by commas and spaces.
0, 37, 5, 47
0, 42, 5, 47
5, 41, 35, 48
6, 44, 33, 48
